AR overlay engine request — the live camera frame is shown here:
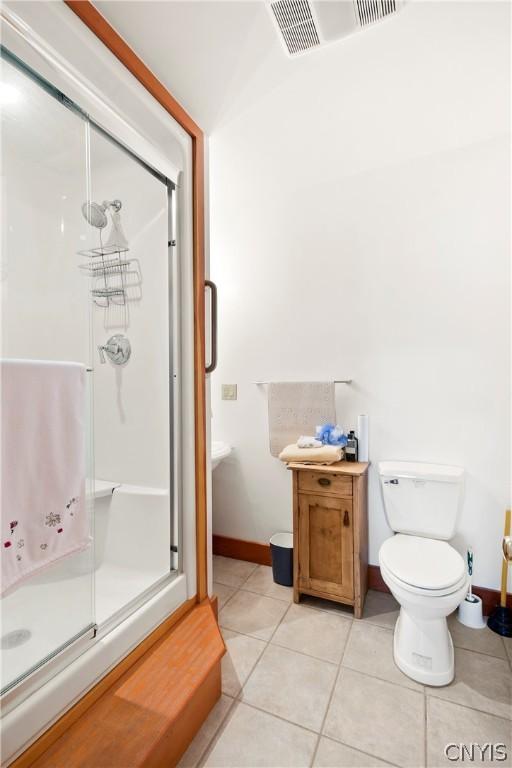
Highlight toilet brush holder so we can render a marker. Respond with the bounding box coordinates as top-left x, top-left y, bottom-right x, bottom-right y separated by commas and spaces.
457, 594, 486, 629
